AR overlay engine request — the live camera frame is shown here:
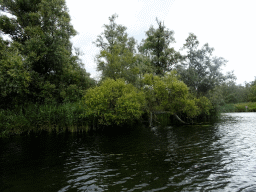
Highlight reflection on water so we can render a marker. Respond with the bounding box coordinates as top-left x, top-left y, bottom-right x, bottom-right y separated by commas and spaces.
1, 113, 256, 191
